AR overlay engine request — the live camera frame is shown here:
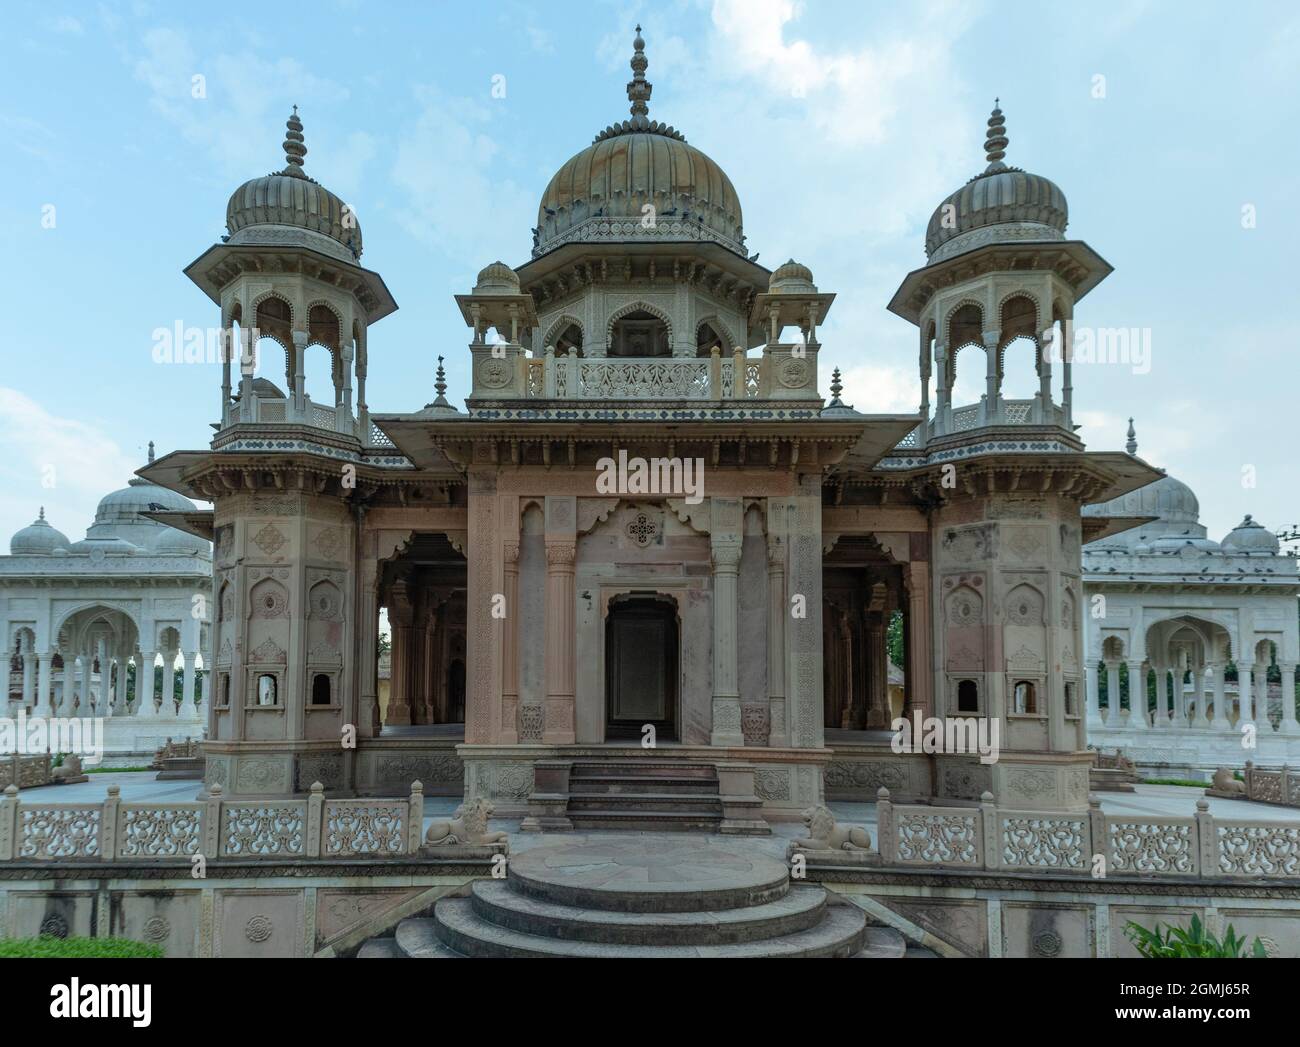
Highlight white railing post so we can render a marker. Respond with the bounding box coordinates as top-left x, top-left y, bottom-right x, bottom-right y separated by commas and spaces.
408, 780, 424, 854
102, 784, 121, 861
1087, 795, 1105, 871
203, 784, 223, 859
306, 781, 324, 859
980, 791, 998, 871
876, 787, 895, 862
543, 345, 556, 397
0, 785, 17, 860
1194, 797, 1215, 879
